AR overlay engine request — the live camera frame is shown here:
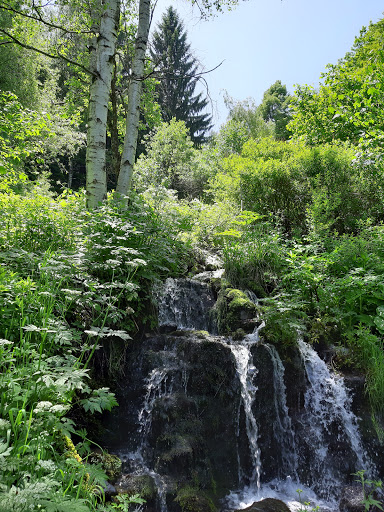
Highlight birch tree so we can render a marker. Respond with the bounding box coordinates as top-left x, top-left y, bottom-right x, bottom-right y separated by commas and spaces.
86, 0, 121, 208
115, 0, 151, 199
